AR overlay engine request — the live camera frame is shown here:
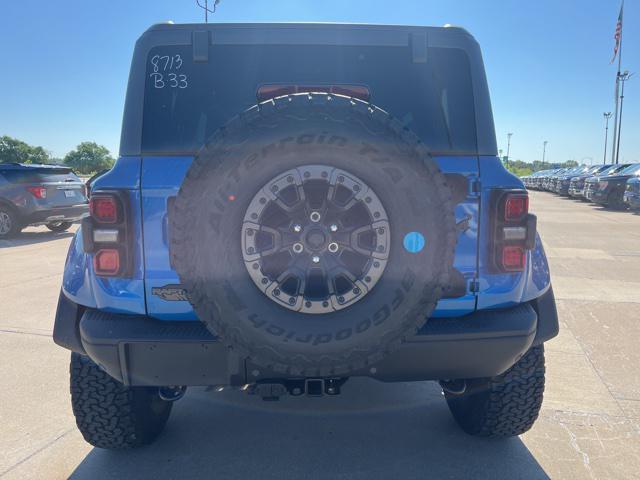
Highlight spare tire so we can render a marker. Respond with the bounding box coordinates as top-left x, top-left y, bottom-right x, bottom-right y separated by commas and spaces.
170, 93, 456, 377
